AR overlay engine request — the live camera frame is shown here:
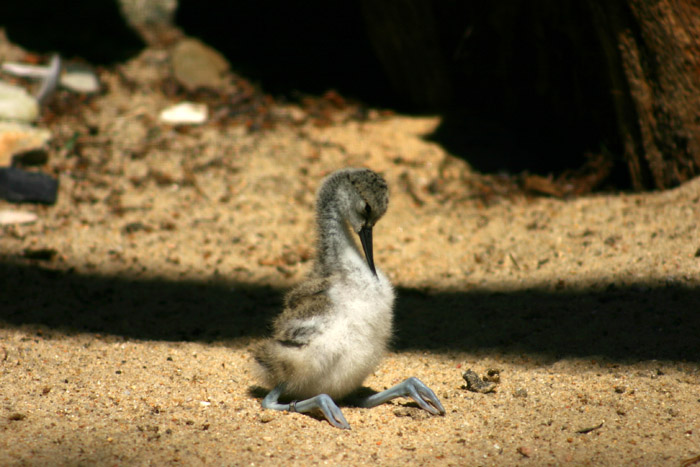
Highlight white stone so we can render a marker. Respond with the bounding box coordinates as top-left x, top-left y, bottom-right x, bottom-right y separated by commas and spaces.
61, 65, 100, 93
0, 81, 39, 122
159, 102, 208, 124
0, 209, 38, 225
